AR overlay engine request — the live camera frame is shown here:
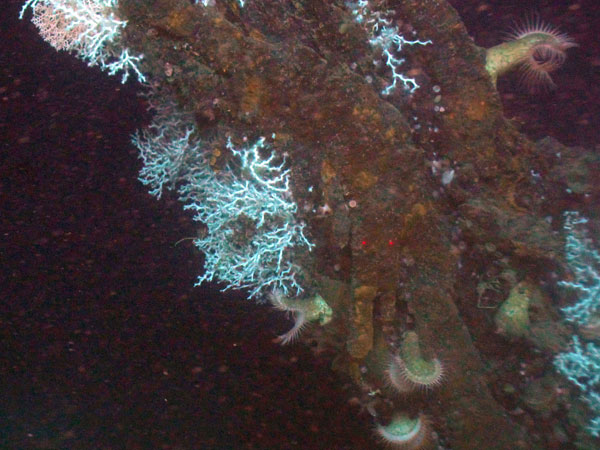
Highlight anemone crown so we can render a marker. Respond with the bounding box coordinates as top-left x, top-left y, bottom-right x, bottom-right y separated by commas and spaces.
485, 16, 577, 91
375, 413, 431, 449
509, 17, 576, 91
